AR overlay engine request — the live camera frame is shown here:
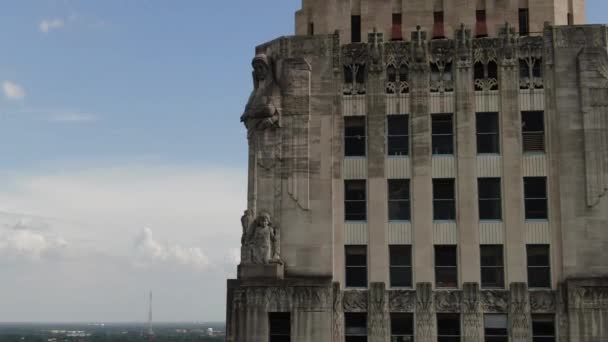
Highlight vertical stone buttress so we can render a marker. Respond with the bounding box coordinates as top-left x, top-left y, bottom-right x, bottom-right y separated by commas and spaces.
367, 31, 389, 285
499, 25, 527, 284
368, 282, 389, 342
332, 283, 344, 342
461, 283, 483, 342
509, 283, 531, 342
411, 30, 434, 284
416, 283, 436, 342
454, 25, 481, 286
